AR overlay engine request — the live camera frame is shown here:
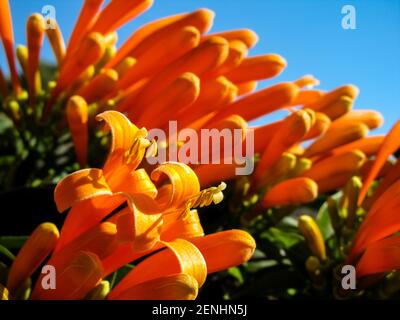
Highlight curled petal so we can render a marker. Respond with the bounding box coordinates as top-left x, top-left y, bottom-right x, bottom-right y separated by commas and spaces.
54, 168, 112, 213
151, 162, 200, 211
96, 110, 139, 159
190, 230, 256, 274
108, 273, 198, 300
108, 239, 207, 299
